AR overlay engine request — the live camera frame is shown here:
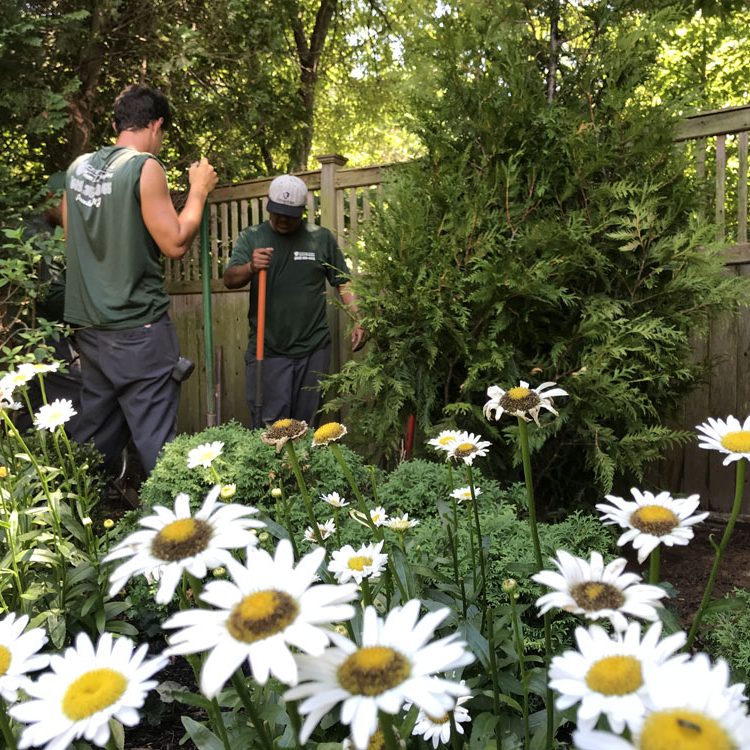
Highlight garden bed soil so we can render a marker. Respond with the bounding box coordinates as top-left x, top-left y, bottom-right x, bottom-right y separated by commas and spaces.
659, 518, 750, 634
122, 518, 750, 749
